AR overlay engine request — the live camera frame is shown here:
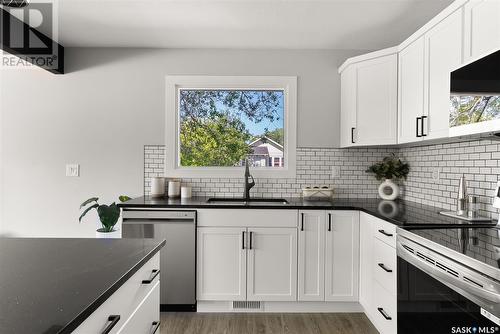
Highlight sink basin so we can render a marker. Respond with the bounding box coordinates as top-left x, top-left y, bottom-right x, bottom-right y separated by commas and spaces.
207, 198, 289, 205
